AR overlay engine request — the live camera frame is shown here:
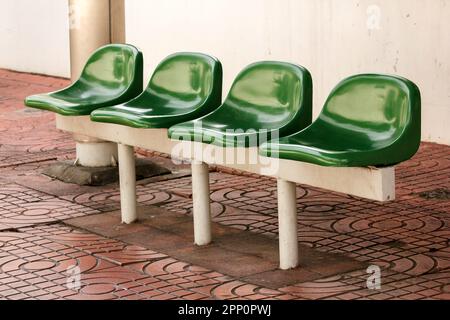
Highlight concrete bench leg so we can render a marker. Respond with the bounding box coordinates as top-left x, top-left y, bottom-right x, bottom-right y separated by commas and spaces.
277, 178, 299, 269
74, 135, 118, 167
191, 160, 212, 245
118, 143, 137, 224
